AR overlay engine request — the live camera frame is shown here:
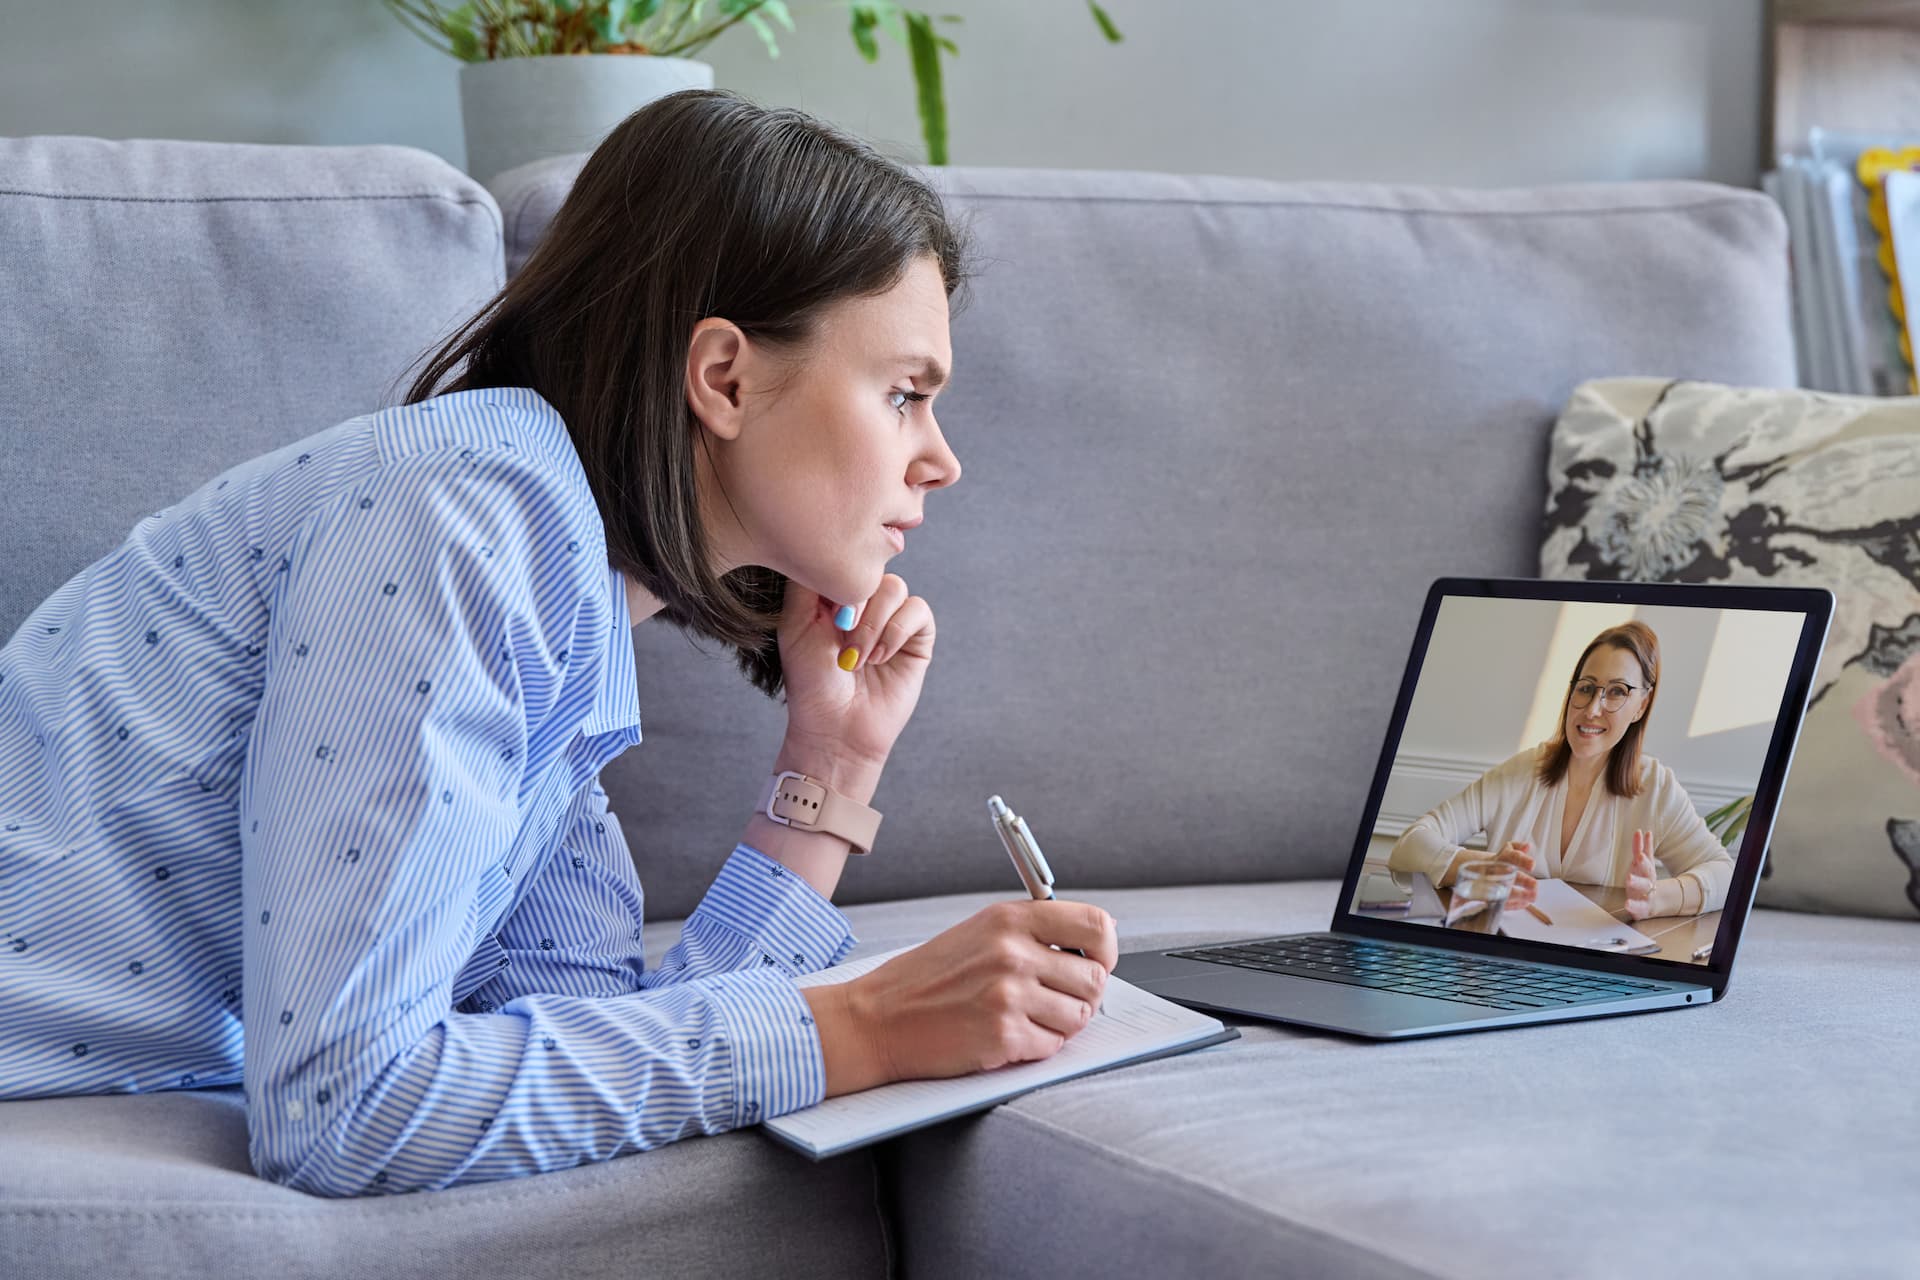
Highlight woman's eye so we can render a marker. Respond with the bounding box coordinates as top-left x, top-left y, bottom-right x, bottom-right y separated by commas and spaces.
890, 389, 930, 416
